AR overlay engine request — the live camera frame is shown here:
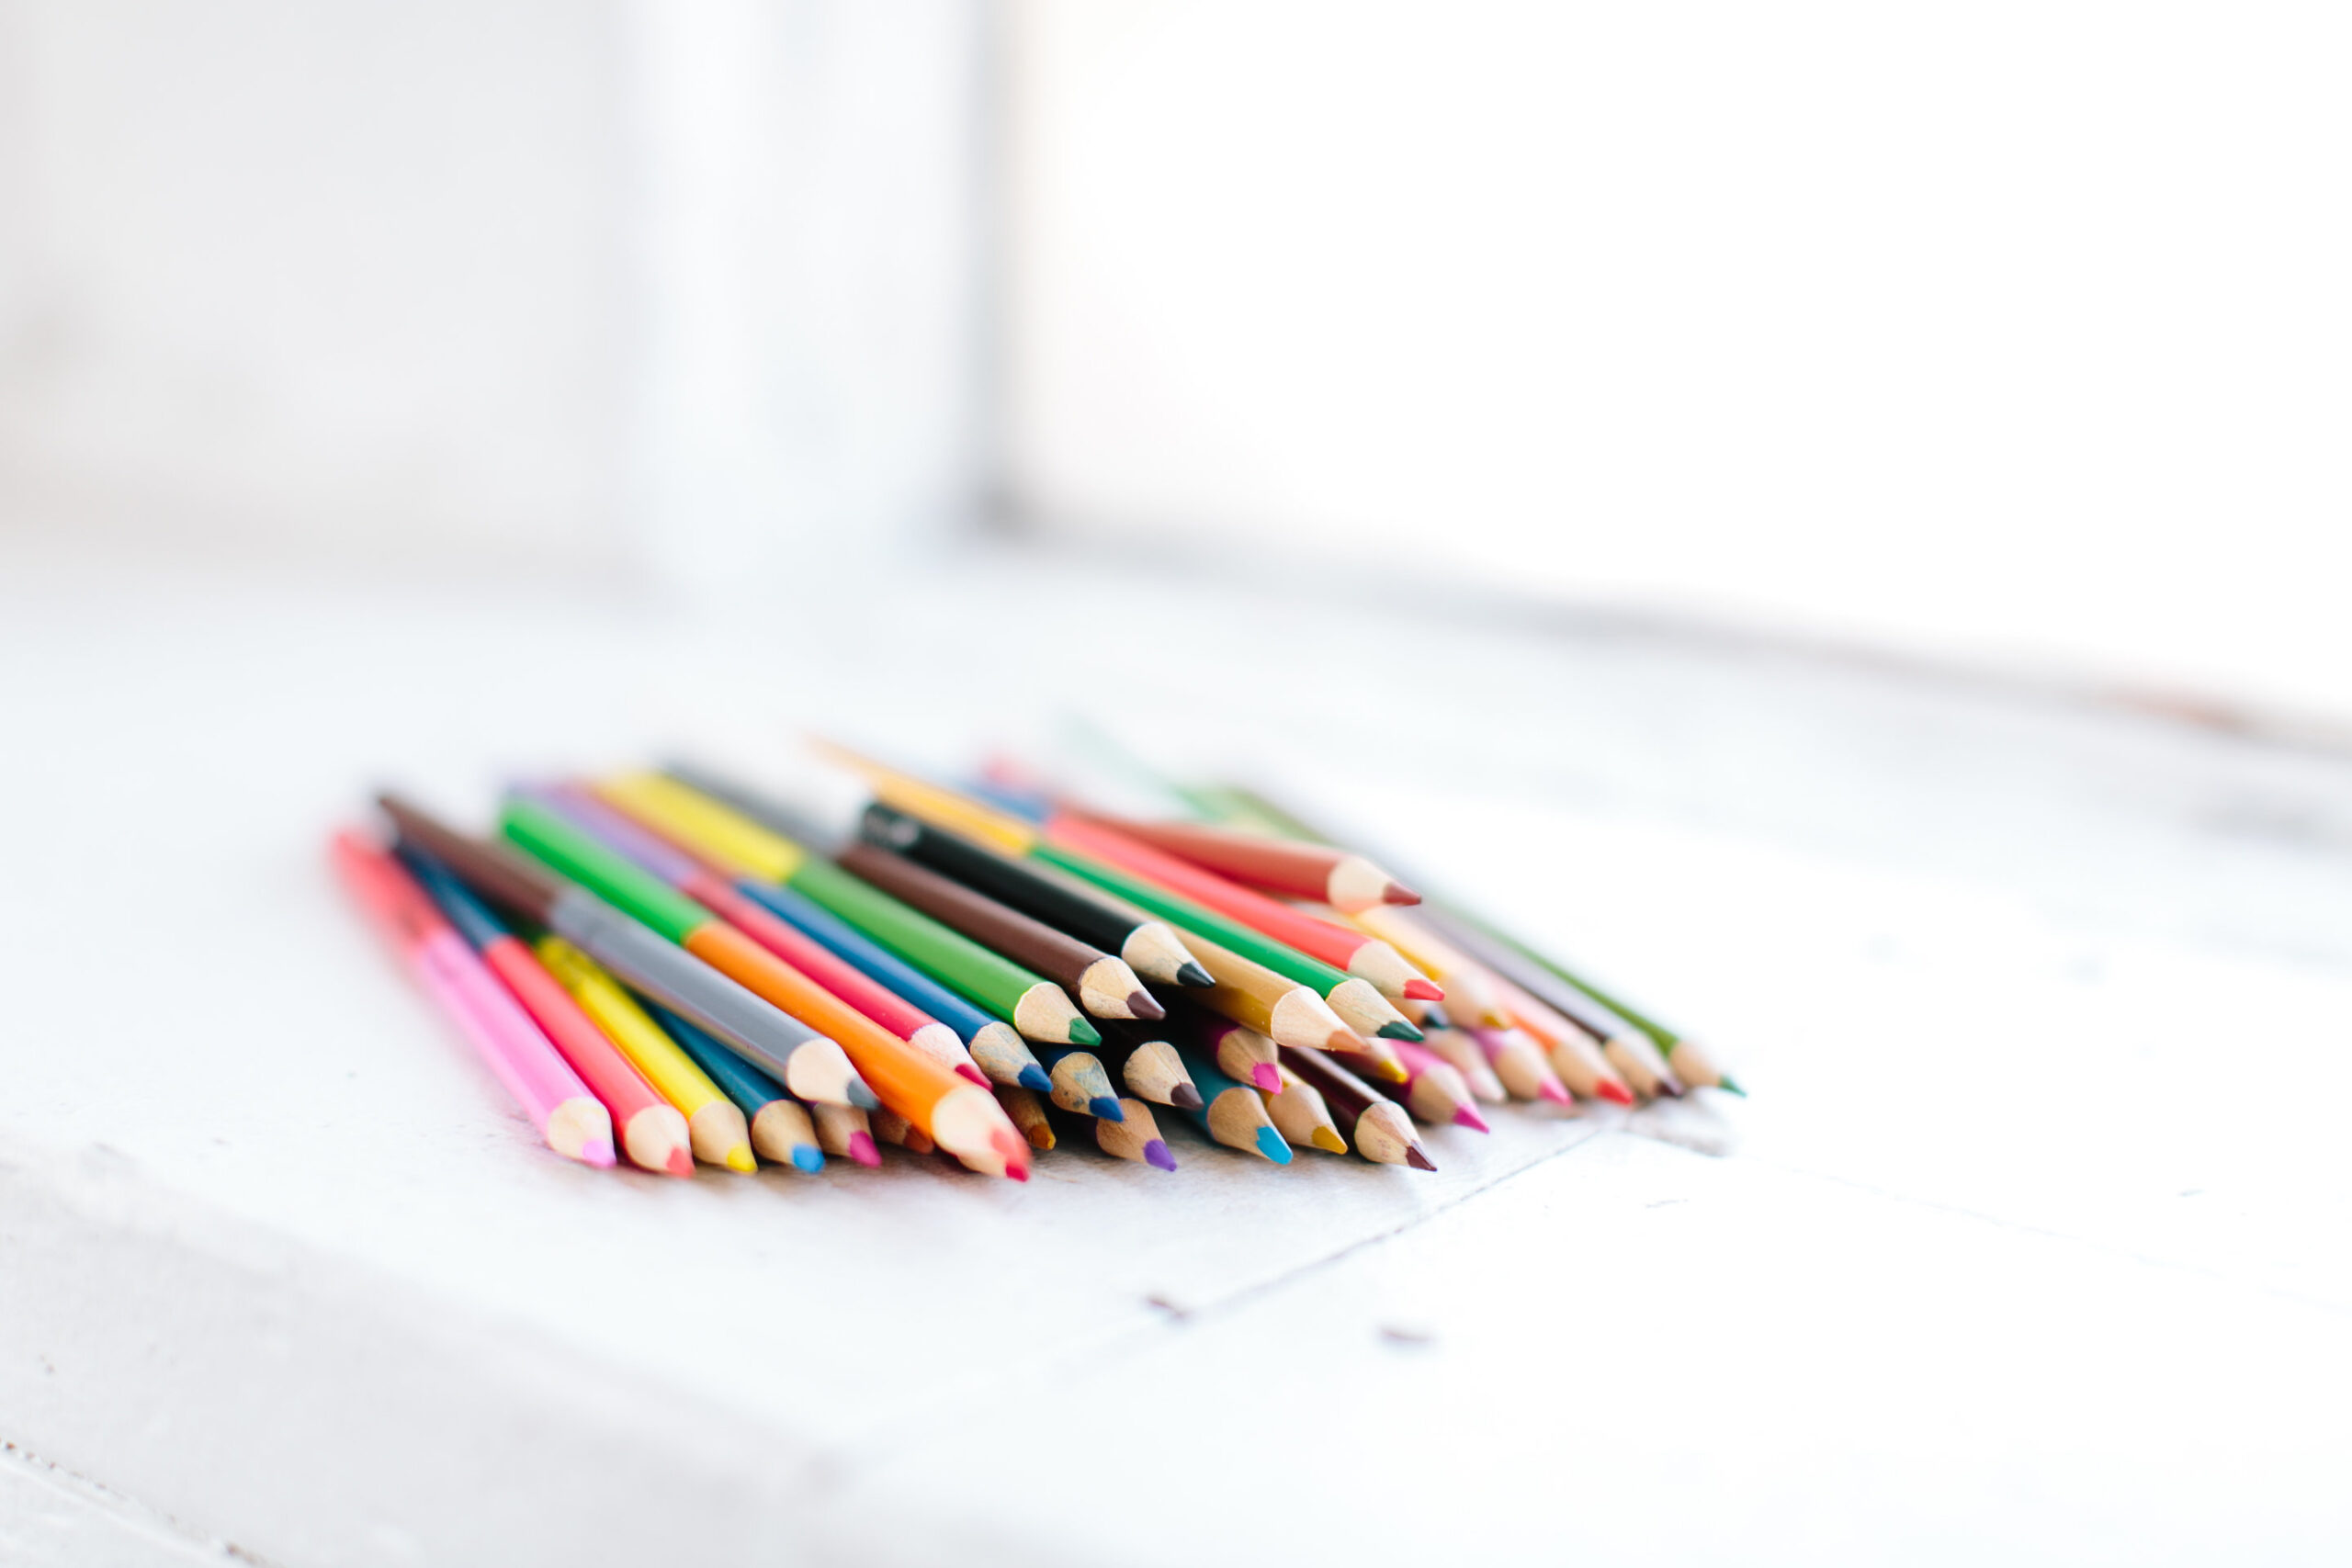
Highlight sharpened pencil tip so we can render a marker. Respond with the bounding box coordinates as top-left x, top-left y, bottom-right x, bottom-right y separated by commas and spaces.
1376, 1020, 1425, 1042
791, 1145, 825, 1173
579, 1139, 616, 1168
955, 1063, 989, 1087
1401, 977, 1444, 1000
1383, 884, 1422, 905
664, 1147, 695, 1178
1537, 1081, 1573, 1105
1174, 962, 1216, 987
1597, 1078, 1636, 1106
724, 1145, 757, 1173
1715, 1074, 1747, 1096
1404, 1145, 1438, 1171
1006, 1161, 1031, 1182
1144, 1140, 1177, 1171
1312, 1128, 1349, 1154
1453, 1105, 1491, 1133
1255, 1125, 1293, 1164
848, 1133, 881, 1167
1170, 1083, 1204, 1111
1069, 1018, 1102, 1046
1089, 1096, 1125, 1122
1250, 1064, 1283, 1092
1017, 1063, 1054, 1092
1126, 989, 1164, 1021
845, 1080, 881, 1110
